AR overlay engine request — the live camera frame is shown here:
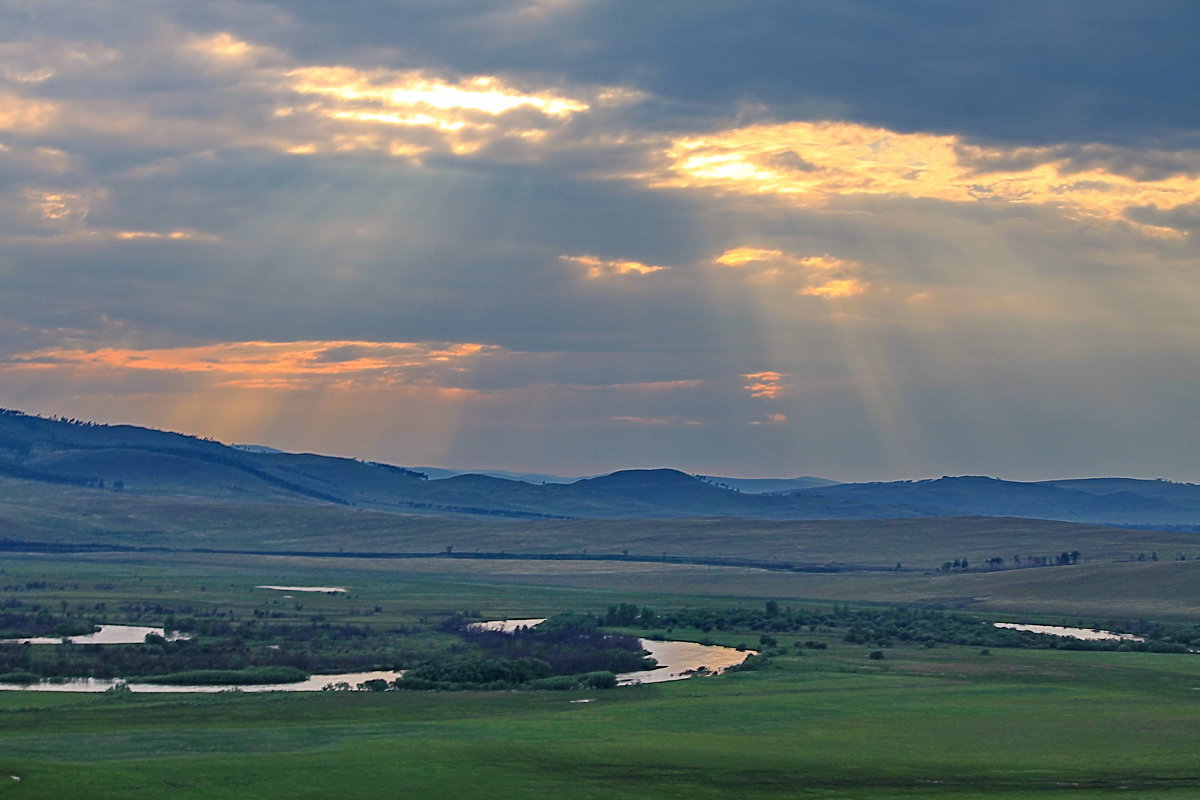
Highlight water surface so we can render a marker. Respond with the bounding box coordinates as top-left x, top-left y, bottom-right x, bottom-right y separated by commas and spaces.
255, 585, 347, 593
993, 622, 1145, 642
2, 624, 189, 645
0, 670, 402, 693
